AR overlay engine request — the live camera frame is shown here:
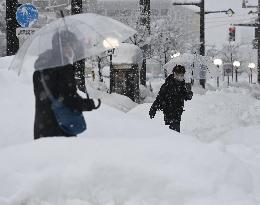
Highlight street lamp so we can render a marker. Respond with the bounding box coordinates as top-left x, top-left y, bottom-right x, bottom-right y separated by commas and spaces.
233, 60, 240, 82
214, 58, 223, 66
103, 37, 119, 92
248, 63, 256, 83
213, 58, 222, 87
103, 37, 120, 49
